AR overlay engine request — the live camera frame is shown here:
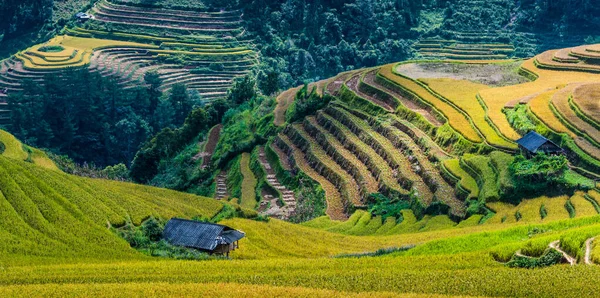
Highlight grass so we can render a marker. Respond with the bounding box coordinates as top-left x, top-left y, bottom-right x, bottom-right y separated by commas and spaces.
570, 191, 598, 218
443, 159, 479, 199
420, 78, 516, 149
462, 154, 499, 202
380, 64, 482, 143
240, 153, 258, 210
